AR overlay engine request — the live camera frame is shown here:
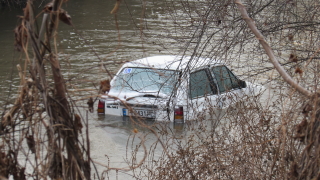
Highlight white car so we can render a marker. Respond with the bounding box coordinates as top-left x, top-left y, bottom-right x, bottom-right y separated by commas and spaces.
98, 55, 263, 122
